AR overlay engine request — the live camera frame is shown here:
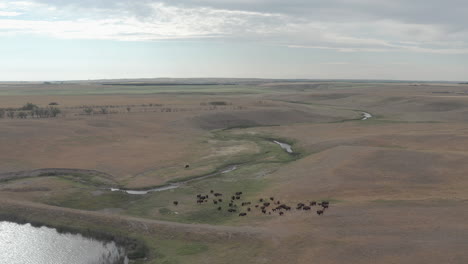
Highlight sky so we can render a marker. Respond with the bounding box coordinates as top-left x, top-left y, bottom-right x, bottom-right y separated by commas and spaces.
0, 0, 467, 81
